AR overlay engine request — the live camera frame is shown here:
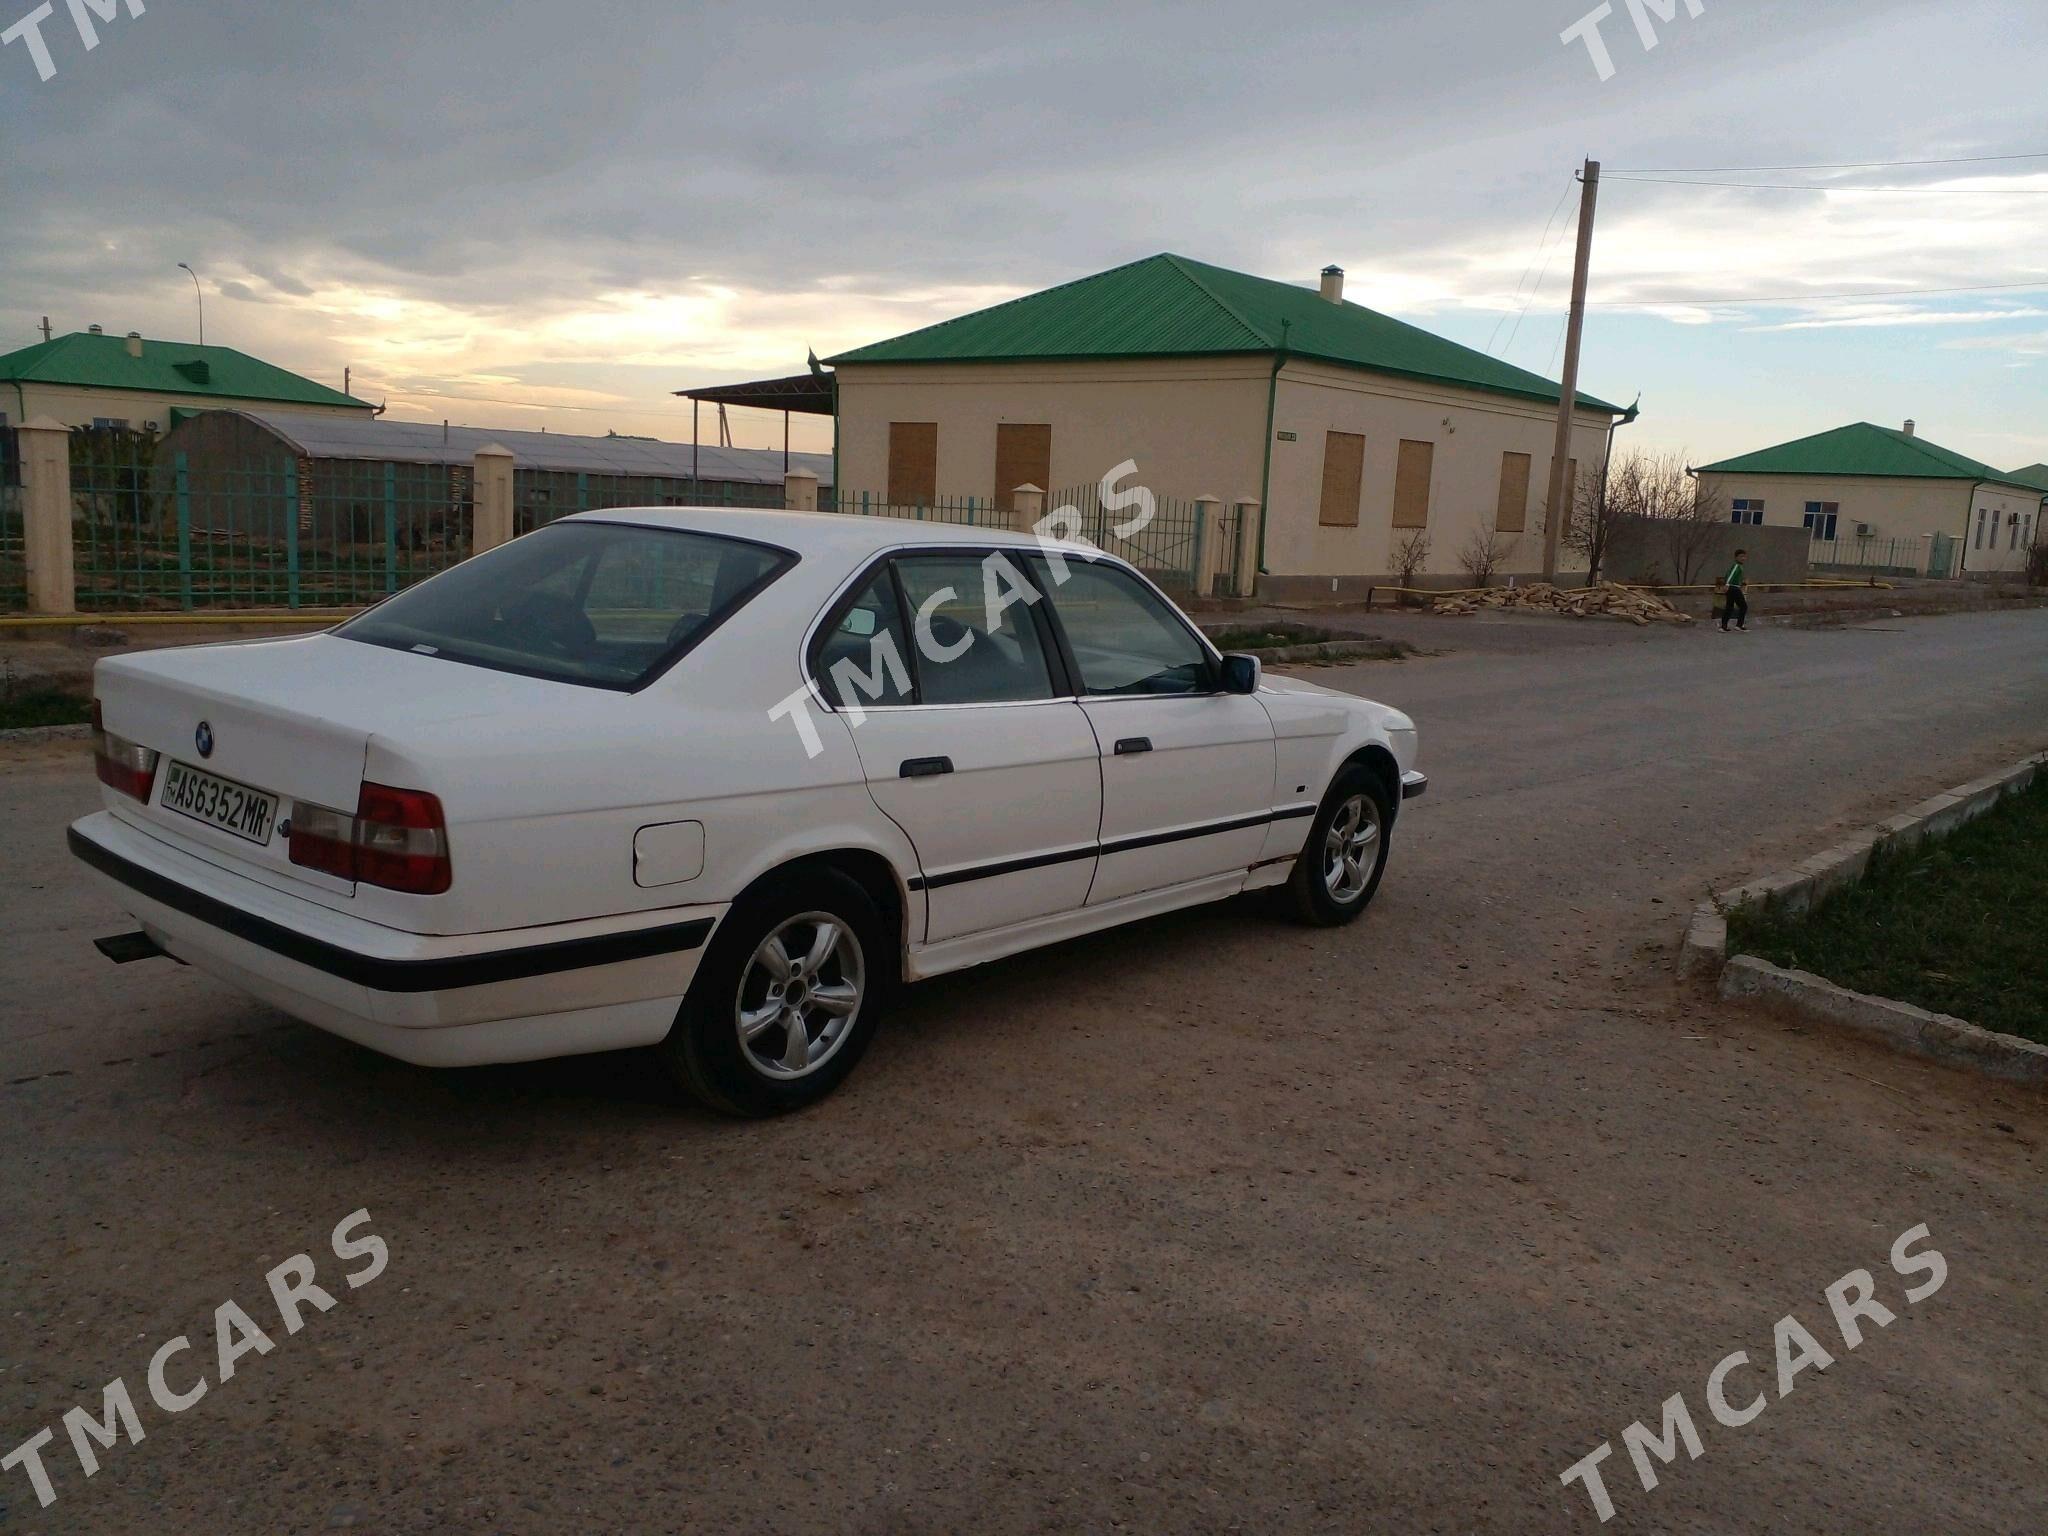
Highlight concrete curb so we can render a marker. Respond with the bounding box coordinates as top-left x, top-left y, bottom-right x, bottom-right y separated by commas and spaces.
1252, 639, 1410, 664
1681, 750, 2048, 1078
1720, 956, 2048, 1084
0, 722, 92, 743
